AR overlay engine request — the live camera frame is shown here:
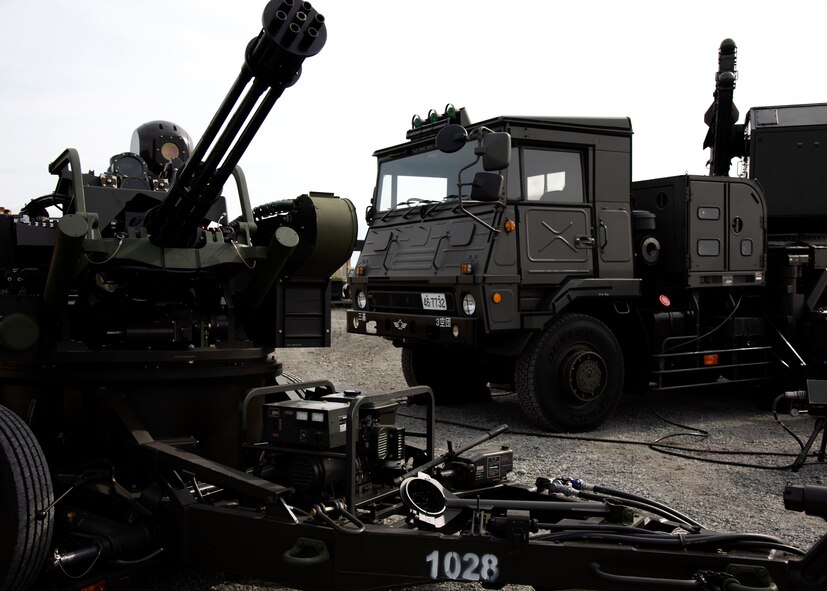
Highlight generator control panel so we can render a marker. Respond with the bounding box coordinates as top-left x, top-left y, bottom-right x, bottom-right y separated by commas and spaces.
264, 399, 350, 449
